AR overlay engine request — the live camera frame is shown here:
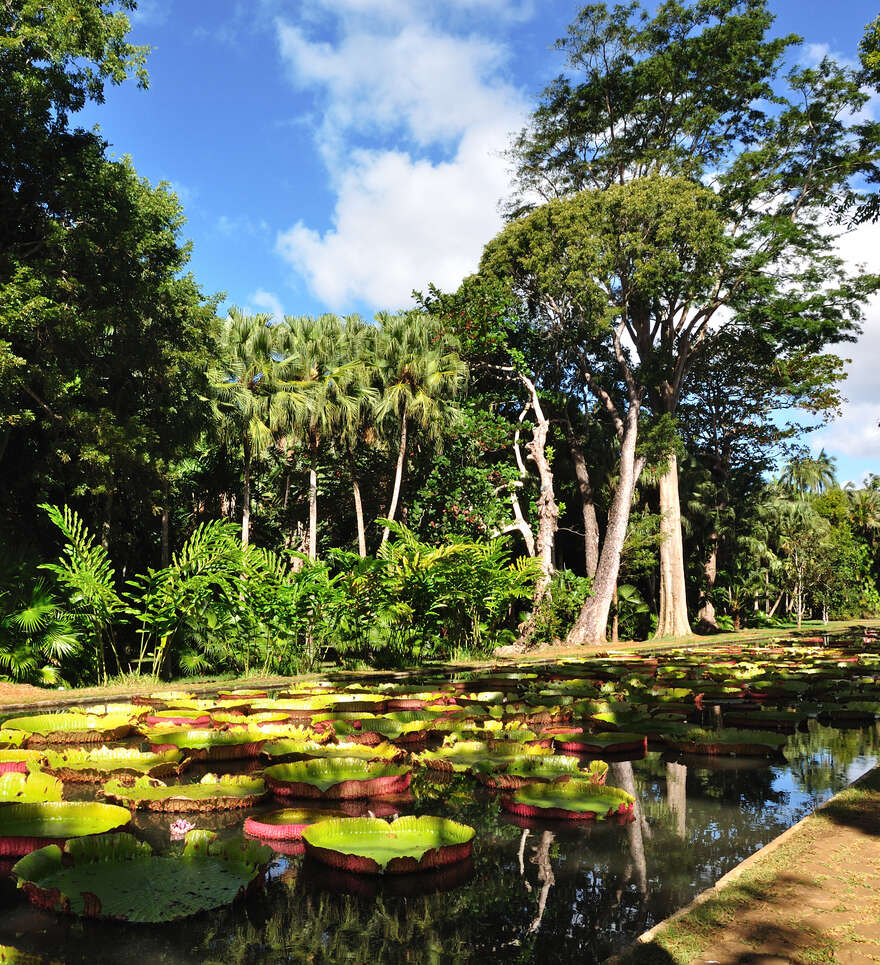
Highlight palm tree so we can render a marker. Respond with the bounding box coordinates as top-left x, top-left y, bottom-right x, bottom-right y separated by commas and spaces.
847, 486, 880, 540
276, 314, 375, 560
374, 311, 466, 546
338, 315, 381, 557
780, 449, 838, 499
206, 307, 288, 547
